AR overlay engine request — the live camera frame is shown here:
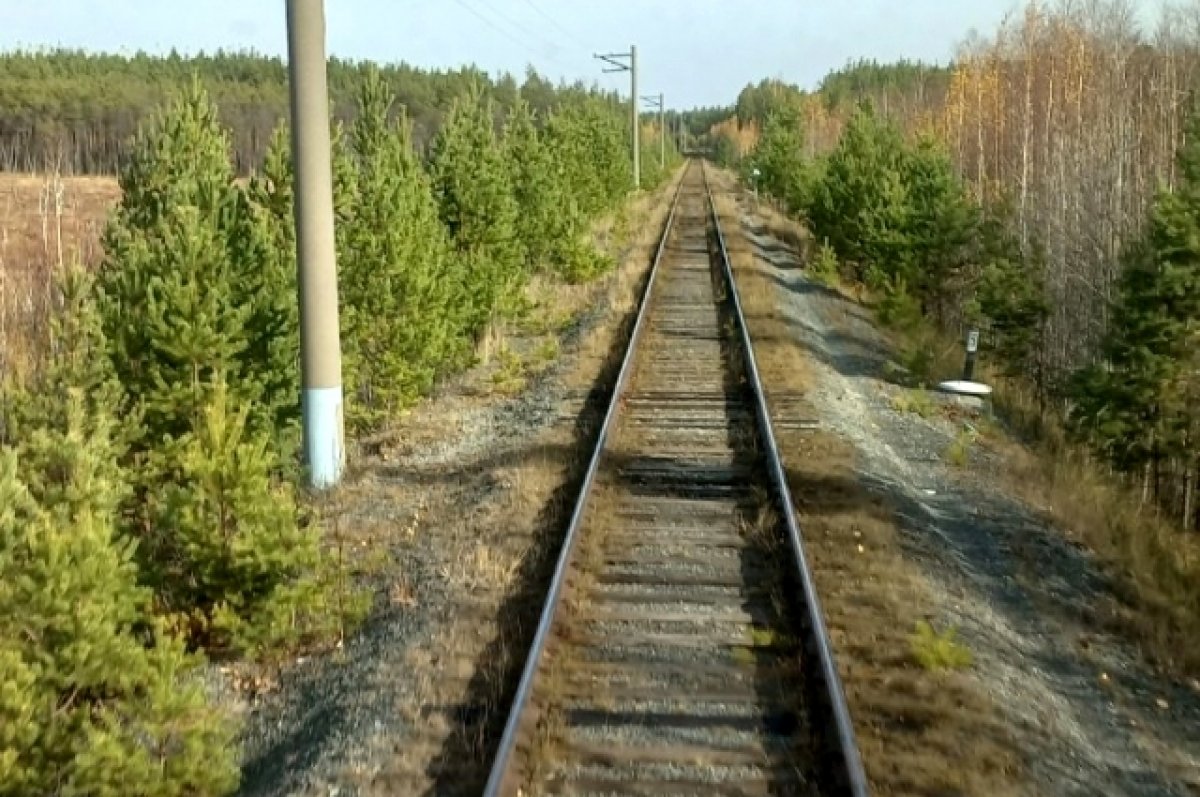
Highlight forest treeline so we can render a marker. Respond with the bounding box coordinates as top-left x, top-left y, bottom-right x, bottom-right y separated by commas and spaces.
0, 48, 719, 174
0, 48, 648, 173
0, 65, 679, 792
730, 59, 951, 130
